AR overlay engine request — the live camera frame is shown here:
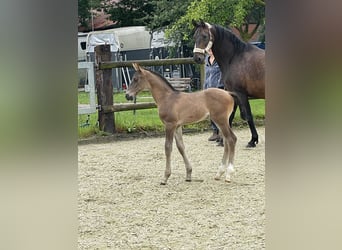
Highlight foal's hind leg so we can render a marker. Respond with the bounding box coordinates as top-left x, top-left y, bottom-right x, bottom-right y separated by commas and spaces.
214, 121, 237, 182
174, 126, 192, 182
223, 127, 237, 182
